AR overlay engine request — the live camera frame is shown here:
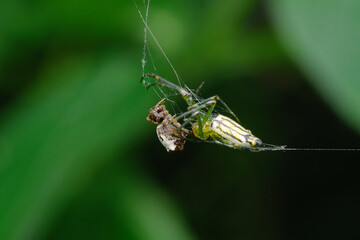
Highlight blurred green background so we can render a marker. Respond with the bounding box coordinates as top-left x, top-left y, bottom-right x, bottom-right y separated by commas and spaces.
0, 0, 360, 239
